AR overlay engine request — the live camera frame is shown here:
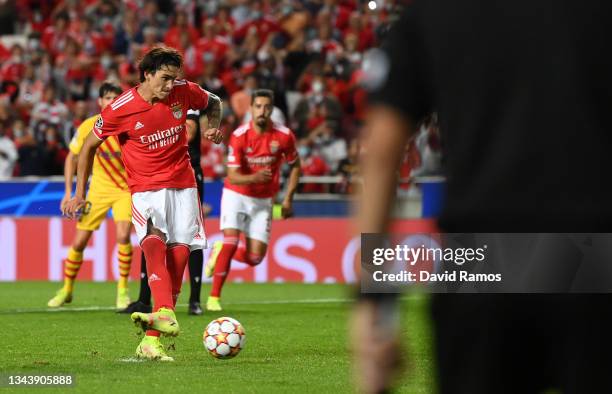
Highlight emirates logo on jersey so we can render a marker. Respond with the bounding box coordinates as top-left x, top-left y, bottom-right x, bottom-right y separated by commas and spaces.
171, 103, 183, 119
269, 140, 280, 154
